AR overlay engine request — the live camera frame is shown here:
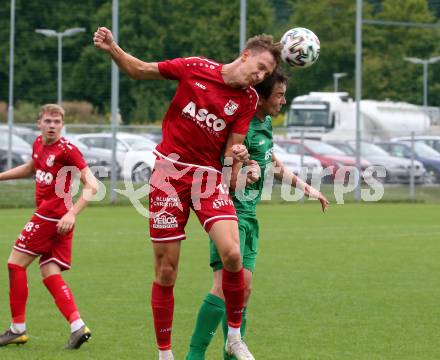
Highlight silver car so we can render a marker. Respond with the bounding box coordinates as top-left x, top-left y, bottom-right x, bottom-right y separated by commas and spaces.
347, 141, 426, 184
